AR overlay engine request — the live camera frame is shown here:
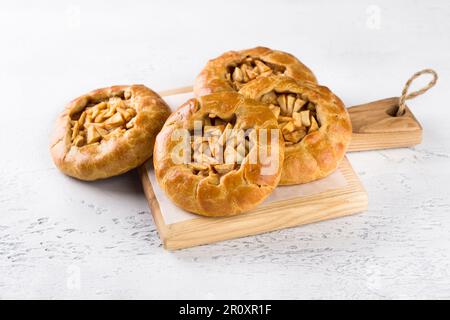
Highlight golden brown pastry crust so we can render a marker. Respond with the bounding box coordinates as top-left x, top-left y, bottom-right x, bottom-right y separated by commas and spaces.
50, 85, 171, 181
194, 46, 317, 97
239, 75, 351, 185
153, 92, 284, 217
